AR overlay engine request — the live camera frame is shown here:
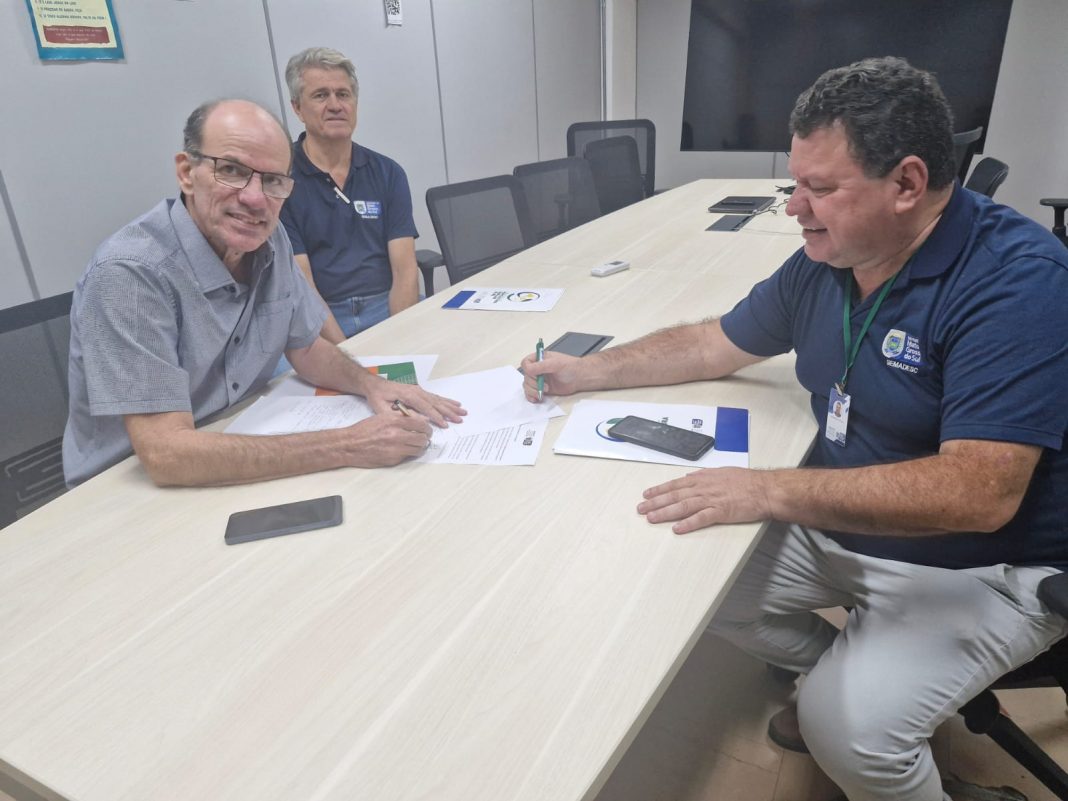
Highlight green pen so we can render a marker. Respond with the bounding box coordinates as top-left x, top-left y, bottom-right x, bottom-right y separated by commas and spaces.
536, 338, 545, 401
